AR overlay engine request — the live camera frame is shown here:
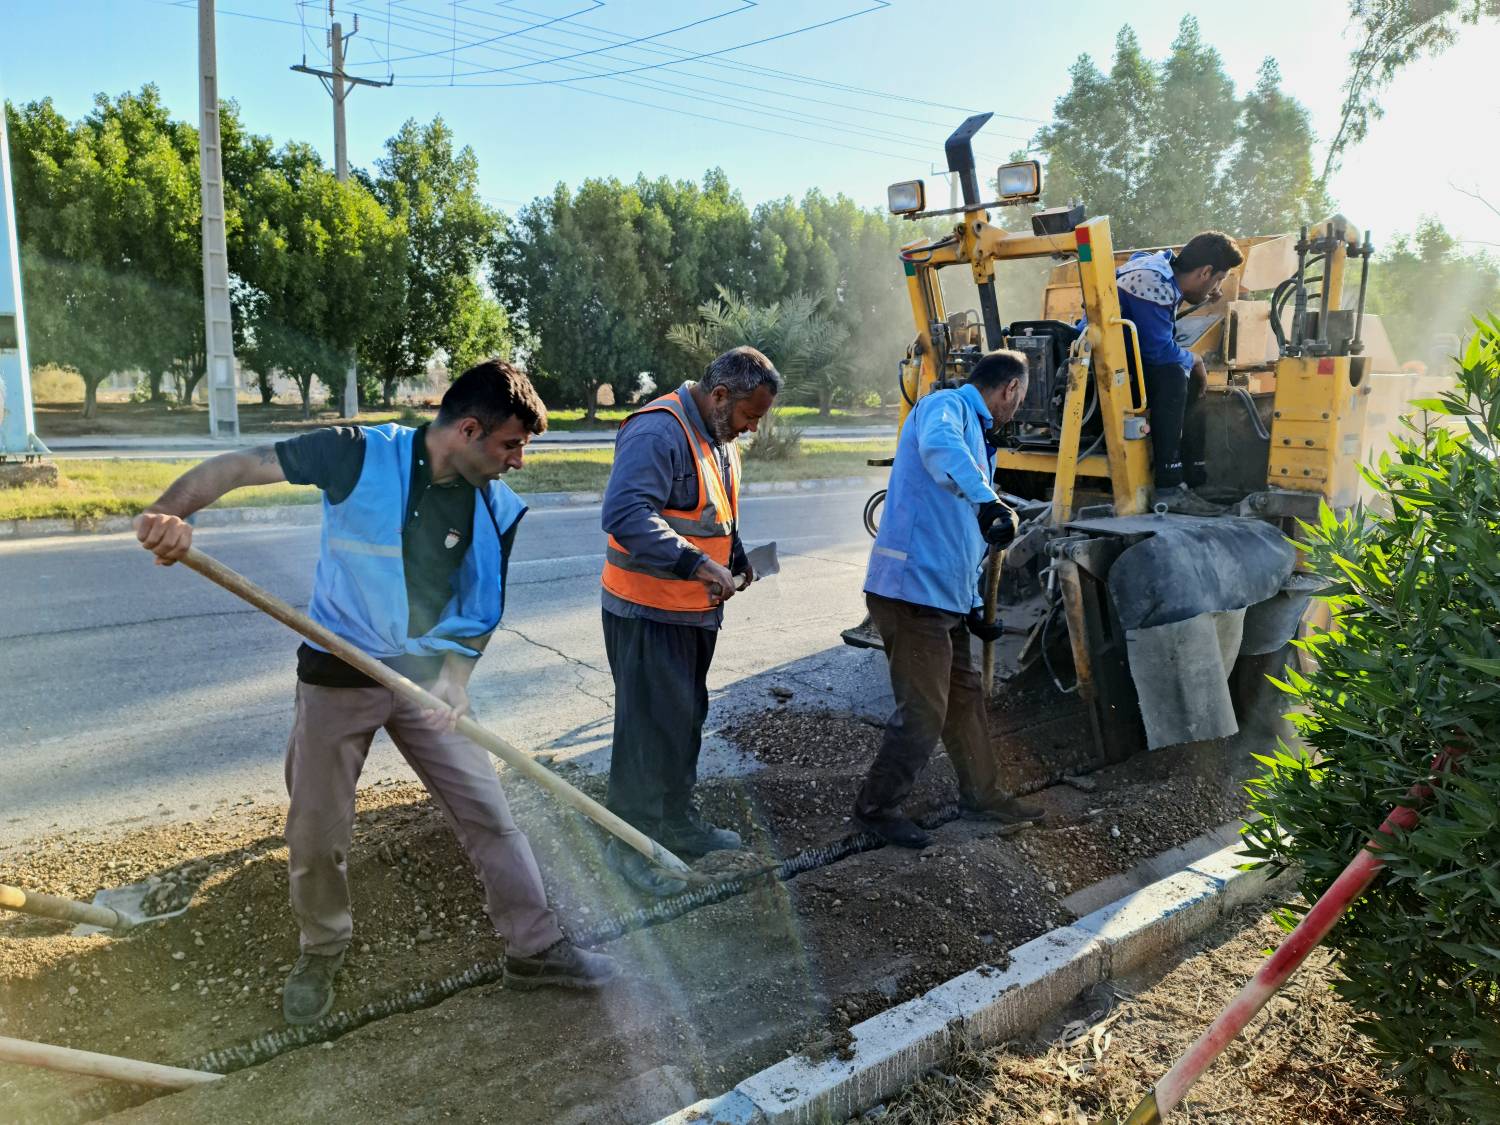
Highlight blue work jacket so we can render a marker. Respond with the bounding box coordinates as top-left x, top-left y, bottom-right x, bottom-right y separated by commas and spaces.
864, 383, 999, 614
306, 423, 525, 659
